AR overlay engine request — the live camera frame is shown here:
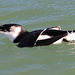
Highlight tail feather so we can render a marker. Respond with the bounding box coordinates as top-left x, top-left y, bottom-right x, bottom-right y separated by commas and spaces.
64, 30, 75, 42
